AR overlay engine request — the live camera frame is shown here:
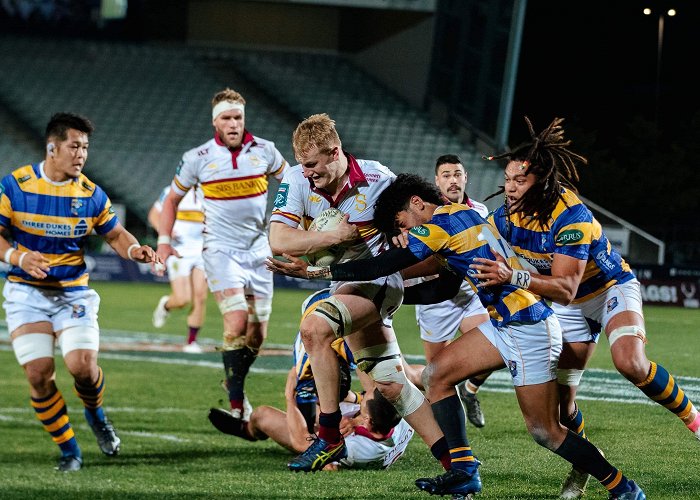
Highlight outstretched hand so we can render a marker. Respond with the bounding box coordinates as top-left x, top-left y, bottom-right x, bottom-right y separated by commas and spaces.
470, 248, 513, 287
265, 254, 310, 279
